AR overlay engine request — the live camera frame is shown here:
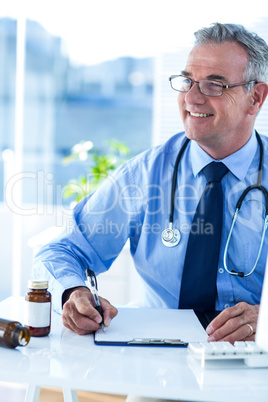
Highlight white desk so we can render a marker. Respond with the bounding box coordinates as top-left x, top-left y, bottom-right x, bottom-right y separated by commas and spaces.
0, 297, 268, 402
